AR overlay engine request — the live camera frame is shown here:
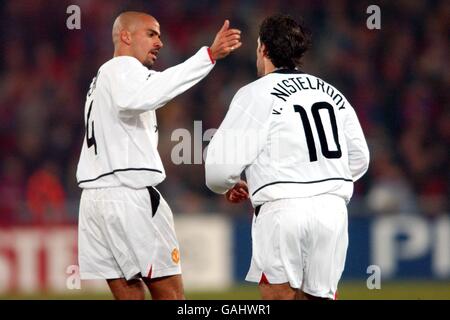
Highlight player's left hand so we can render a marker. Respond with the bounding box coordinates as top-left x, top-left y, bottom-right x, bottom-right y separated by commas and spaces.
225, 180, 249, 203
